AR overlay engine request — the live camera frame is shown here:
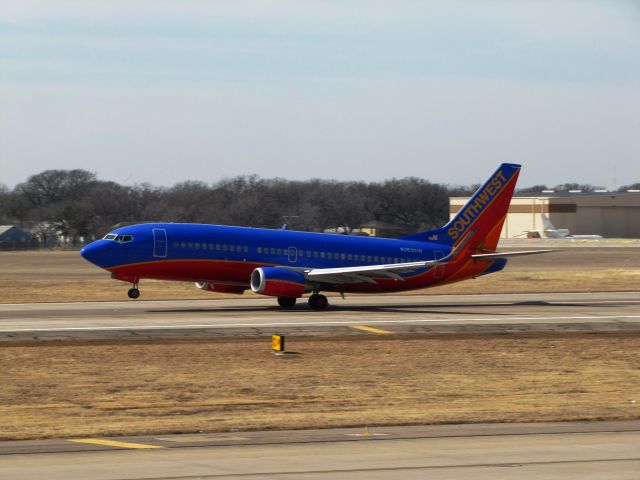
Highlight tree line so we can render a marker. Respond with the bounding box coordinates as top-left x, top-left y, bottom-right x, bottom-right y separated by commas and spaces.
0, 169, 637, 245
